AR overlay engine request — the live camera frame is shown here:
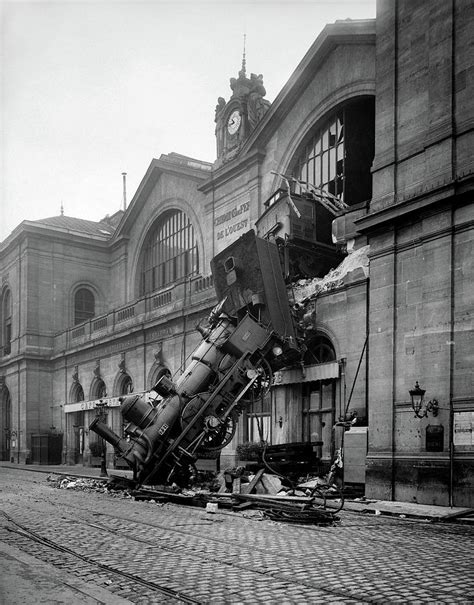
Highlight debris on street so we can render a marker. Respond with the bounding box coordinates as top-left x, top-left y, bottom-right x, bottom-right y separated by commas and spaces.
45, 468, 343, 525
47, 474, 132, 498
